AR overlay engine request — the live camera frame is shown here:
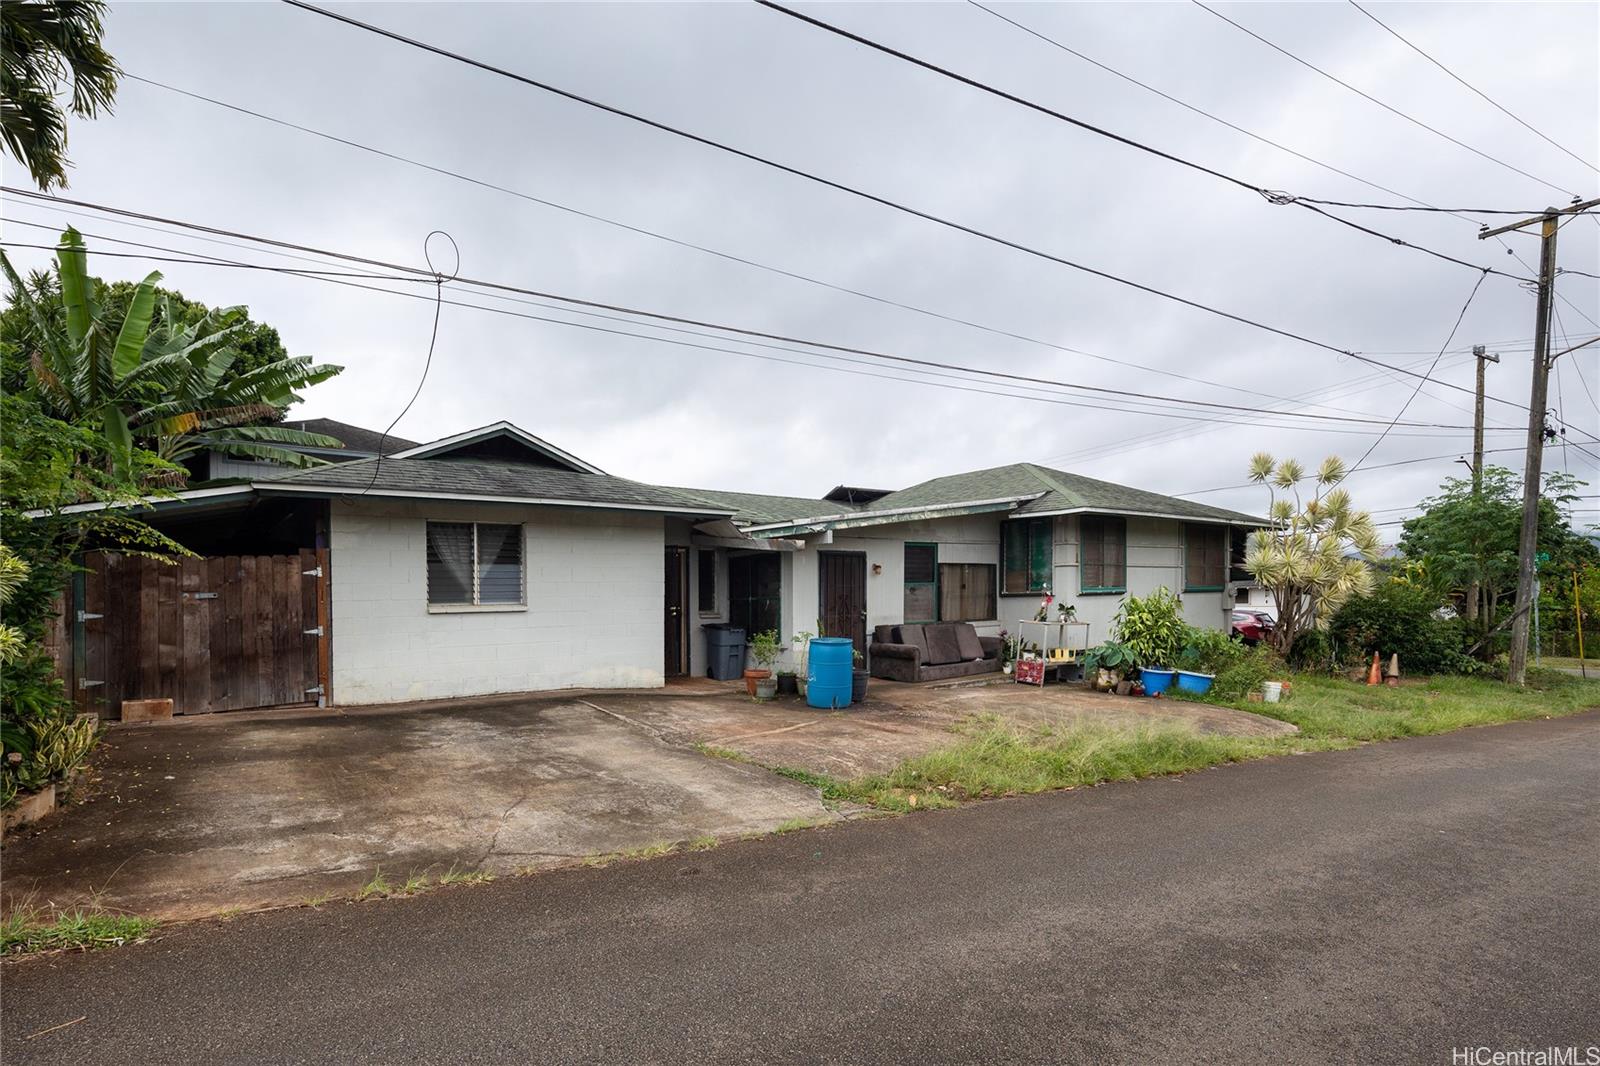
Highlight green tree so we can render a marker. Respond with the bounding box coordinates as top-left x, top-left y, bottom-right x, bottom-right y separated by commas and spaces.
0, 0, 119, 190
1244, 453, 1380, 656
1398, 465, 1591, 640
1, 228, 344, 483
